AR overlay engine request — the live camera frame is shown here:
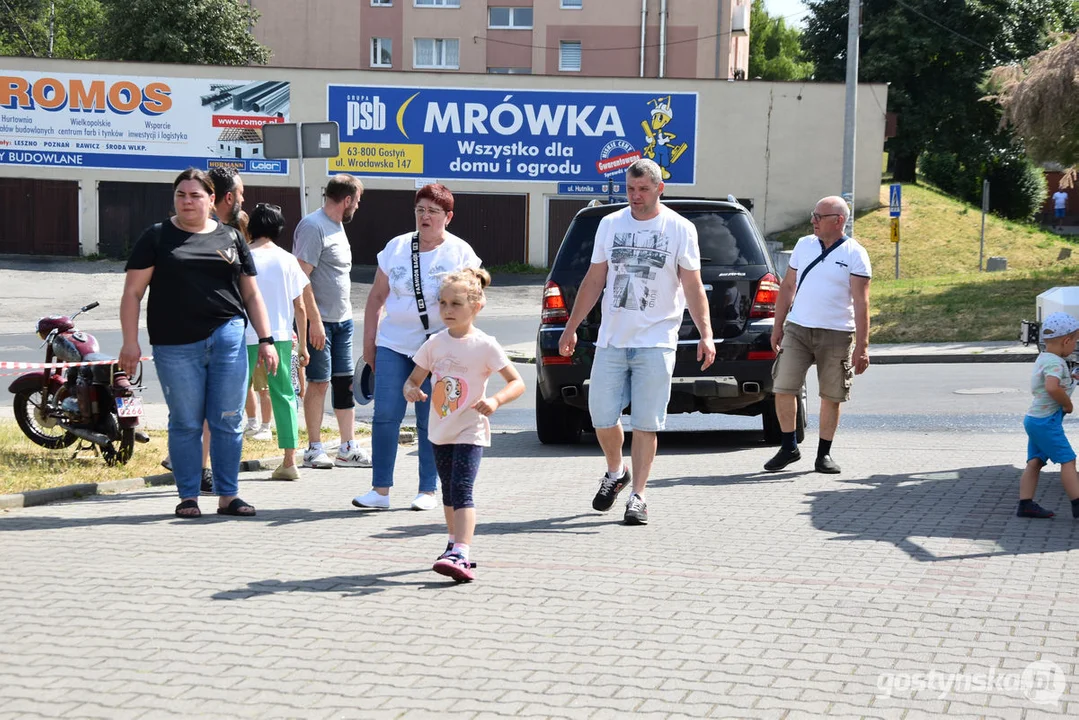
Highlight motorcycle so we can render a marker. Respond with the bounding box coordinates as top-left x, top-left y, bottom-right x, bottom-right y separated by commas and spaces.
8, 302, 149, 466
